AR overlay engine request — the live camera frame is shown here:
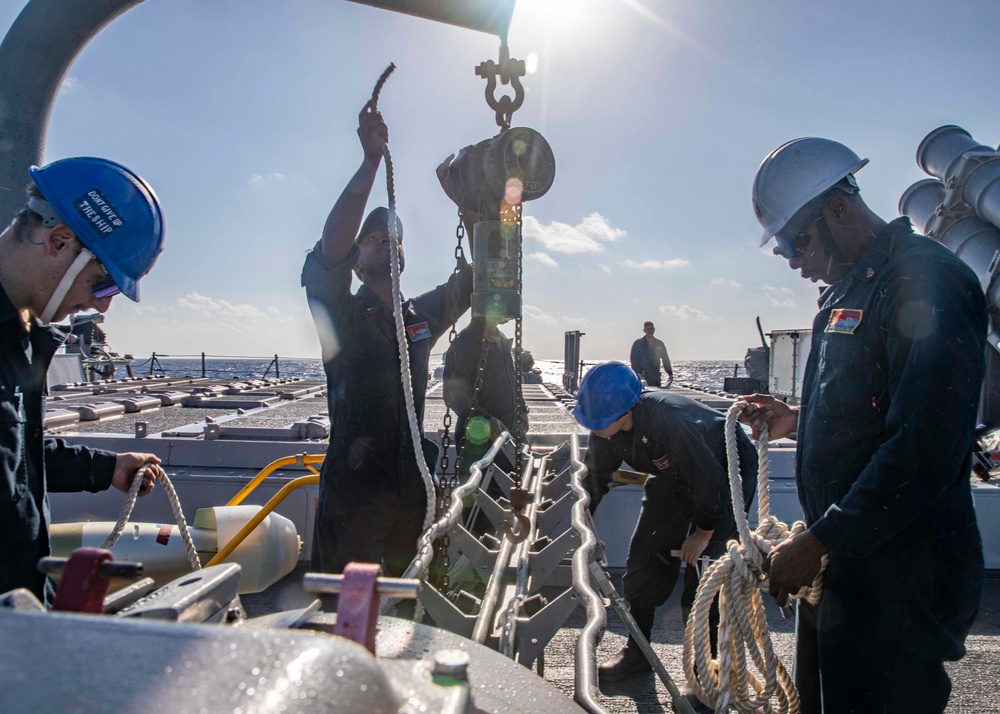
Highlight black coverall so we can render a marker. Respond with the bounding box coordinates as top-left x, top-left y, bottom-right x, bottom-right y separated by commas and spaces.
442, 318, 526, 469
0, 286, 117, 602
793, 219, 986, 713
585, 389, 757, 648
630, 336, 671, 387
302, 242, 471, 577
